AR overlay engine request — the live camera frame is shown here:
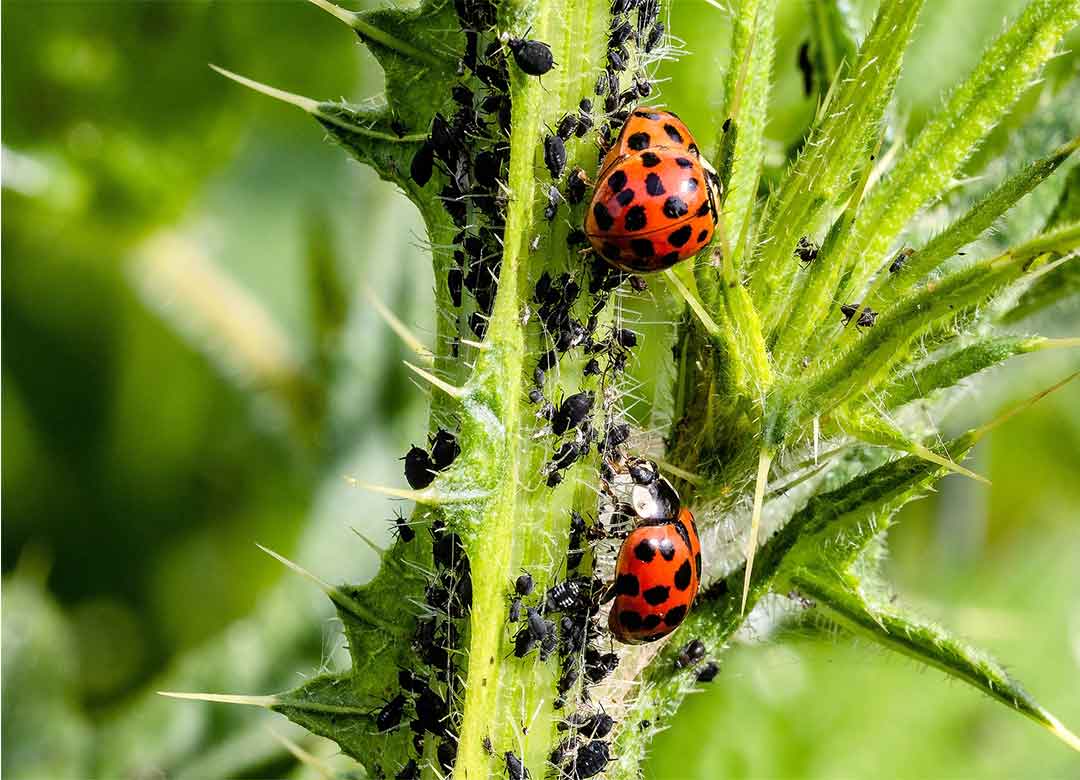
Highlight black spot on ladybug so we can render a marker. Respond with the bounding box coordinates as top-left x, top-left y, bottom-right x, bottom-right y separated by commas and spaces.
664, 604, 687, 626
643, 585, 670, 606
507, 37, 555, 76
663, 123, 684, 144
640, 151, 661, 167
630, 238, 654, 257
663, 196, 689, 219
675, 156, 693, 168
628, 131, 651, 150
674, 559, 692, 590
601, 242, 622, 261
697, 229, 709, 243
658, 251, 679, 266
593, 203, 614, 231
696, 201, 711, 217
625, 205, 647, 231
685, 178, 699, 192
657, 539, 676, 560
615, 188, 635, 207
619, 609, 643, 630
688, 142, 700, 156
633, 539, 655, 562
645, 172, 665, 196
695, 551, 702, 579
668, 225, 692, 248
615, 573, 640, 596
634, 110, 662, 120
608, 169, 627, 193
641, 613, 662, 630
